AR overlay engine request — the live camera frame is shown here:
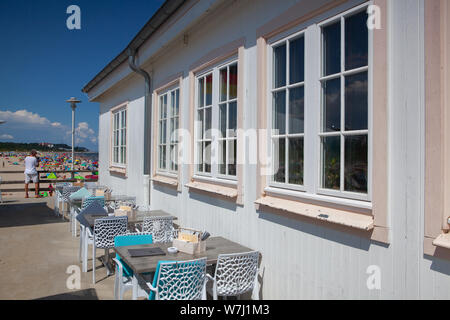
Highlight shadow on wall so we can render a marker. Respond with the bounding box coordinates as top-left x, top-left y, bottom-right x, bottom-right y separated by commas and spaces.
256, 208, 388, 251
188, 190, 238, 212
425, 251, 450, 276
154, 183, 178, 197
